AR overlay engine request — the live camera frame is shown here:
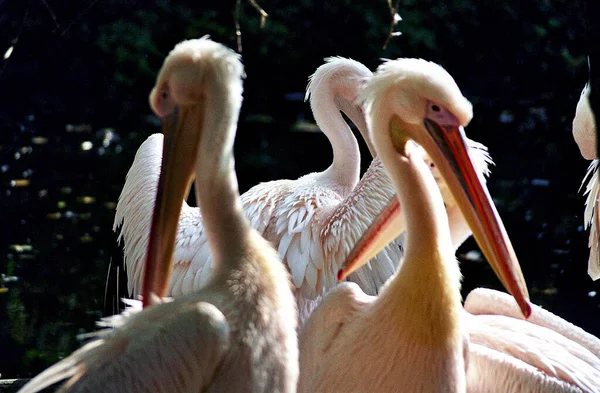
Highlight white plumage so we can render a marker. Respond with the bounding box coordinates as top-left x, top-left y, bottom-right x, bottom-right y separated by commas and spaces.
299, 56, 584, 392
581, 160, 600, 279
573, 83, 600, 280
465, 288, 600, 393
114, 57, 493, 323
19, 37, 298, 393
573, 84, 597, 160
